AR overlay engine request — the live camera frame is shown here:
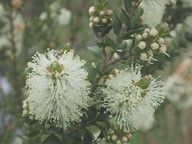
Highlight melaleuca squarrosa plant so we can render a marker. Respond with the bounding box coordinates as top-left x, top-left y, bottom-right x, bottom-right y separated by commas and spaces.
21, 0, 176, 143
